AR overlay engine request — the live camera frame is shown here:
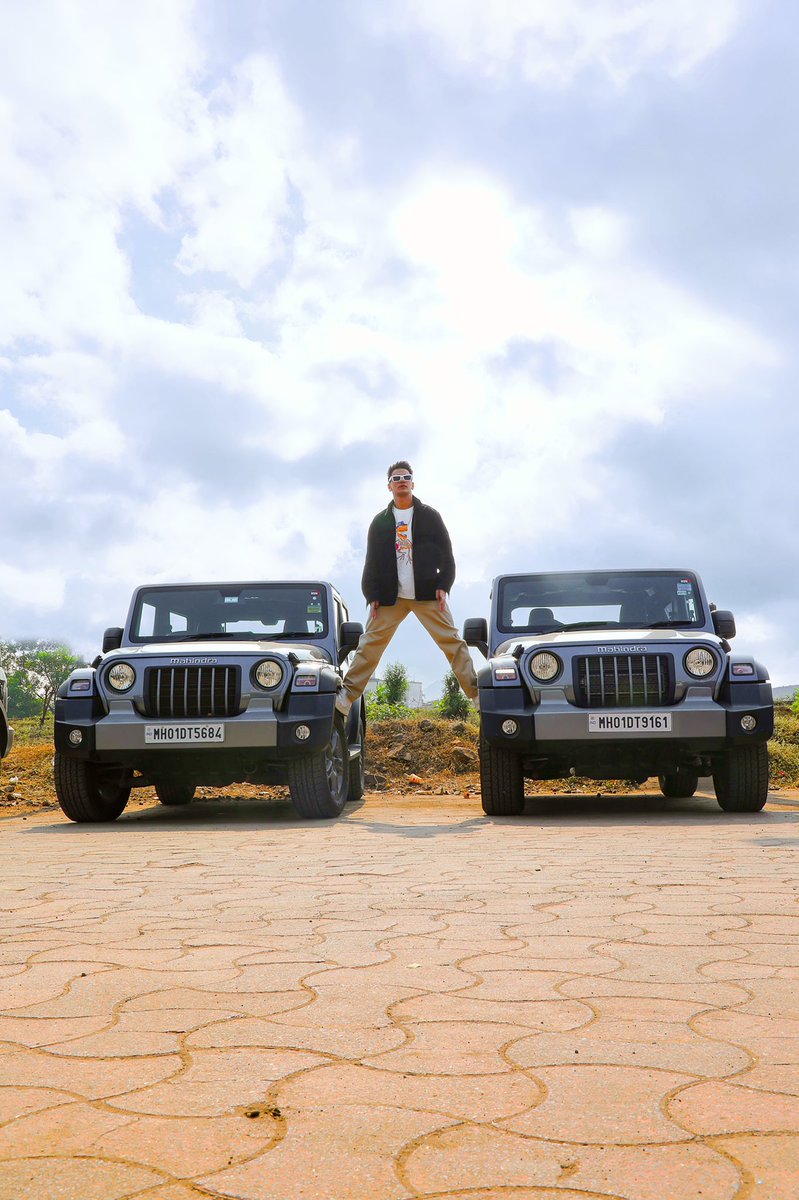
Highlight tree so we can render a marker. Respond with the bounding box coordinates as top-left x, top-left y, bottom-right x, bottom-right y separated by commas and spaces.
438, 669, 471, 720
0, 639, 83, 724
381, 662, 409, 706
7, 672, 39, 718
28, 644, 84, 725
